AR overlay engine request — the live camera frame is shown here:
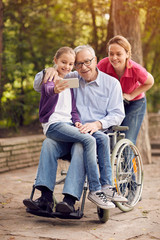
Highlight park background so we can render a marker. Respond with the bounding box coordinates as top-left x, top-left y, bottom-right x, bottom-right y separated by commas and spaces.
0, 2, 160, 239
0, 0, 160, 164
